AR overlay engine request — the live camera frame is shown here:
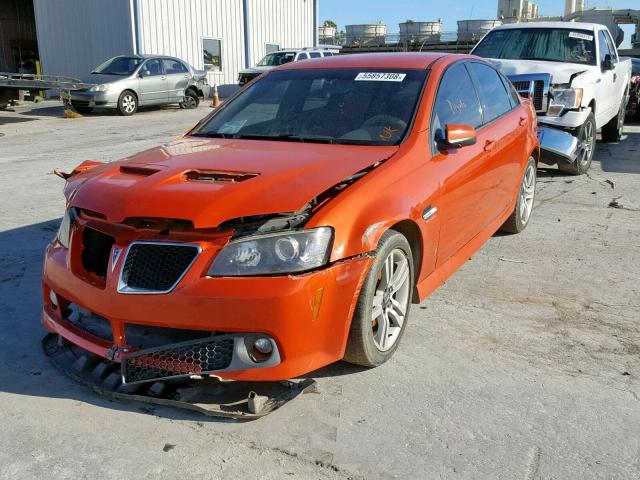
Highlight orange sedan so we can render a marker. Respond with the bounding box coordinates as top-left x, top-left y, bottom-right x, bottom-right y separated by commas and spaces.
42, 53, 538, 383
